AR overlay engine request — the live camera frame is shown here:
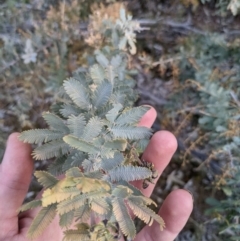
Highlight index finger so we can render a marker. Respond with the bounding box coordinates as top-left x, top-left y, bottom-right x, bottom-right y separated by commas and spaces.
136, 106, 178, 198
